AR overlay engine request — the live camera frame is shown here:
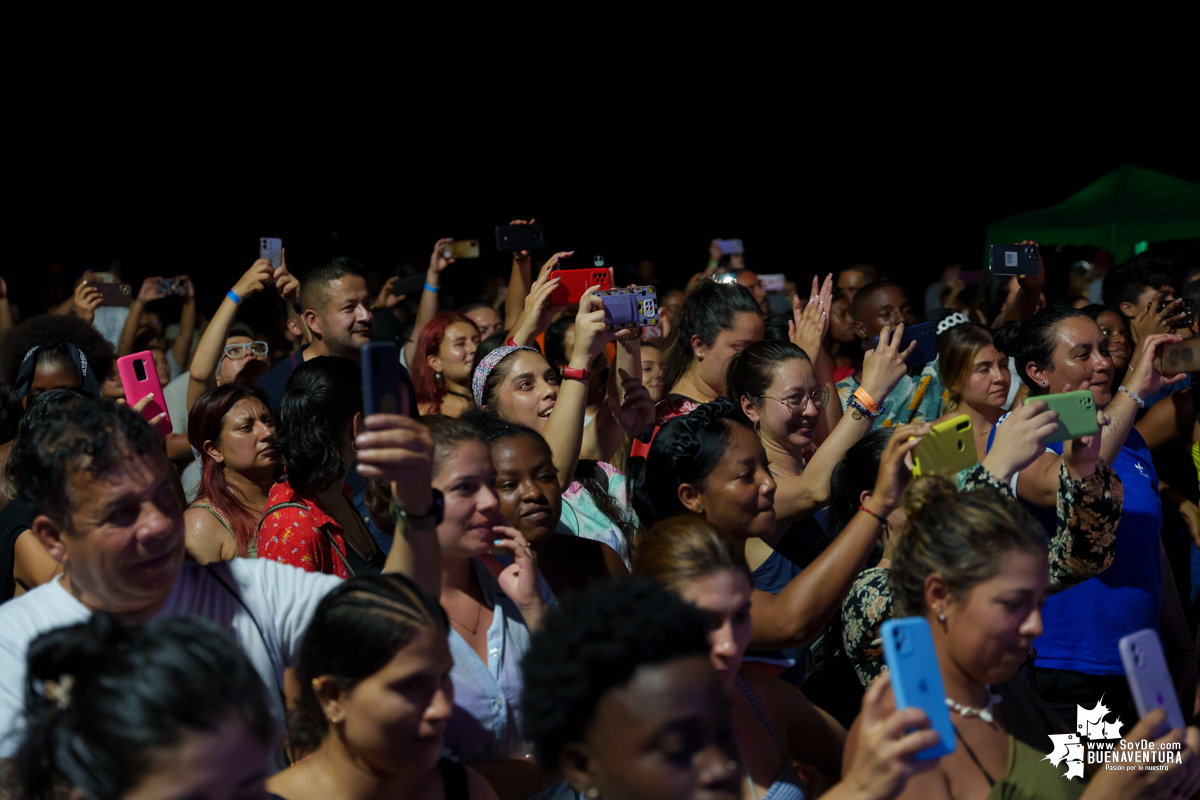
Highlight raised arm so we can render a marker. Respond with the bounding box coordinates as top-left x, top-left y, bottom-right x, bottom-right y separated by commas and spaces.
773, 321, 913, 523
71, 280, 103, 326
170, 276, 196, 370
185, 260, 275, 409
583, 328, 654, 462
542, 282, 614, 489
990, 240, 1045, 329
403, 239, 453, 368
1136, 388, 1194, 452
503, 218, 535, 331
117, 278, 166, 356
1100, 332, 1183, 467
508, 258, 568, 347
750, 423, 926, 648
